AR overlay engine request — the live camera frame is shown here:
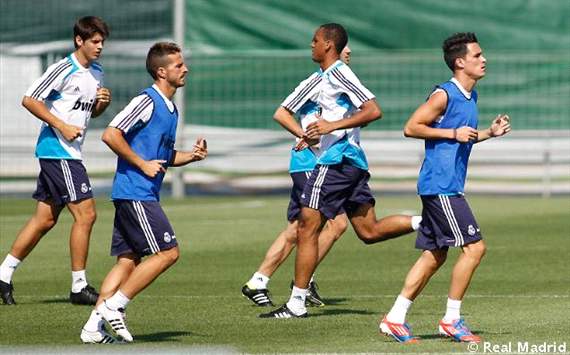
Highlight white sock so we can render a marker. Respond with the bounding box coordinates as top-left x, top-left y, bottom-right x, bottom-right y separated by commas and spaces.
105, 290, 130, 311
71, 270, 88, 293
0, 254, 21, 284
386, 295, 413, 324
286, 286, 307, 316
309, 274, 315, 284
443, 298, 461, 322
411, 216, 422, 231
83, 309, 104, 332
247, 272, 270, 289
